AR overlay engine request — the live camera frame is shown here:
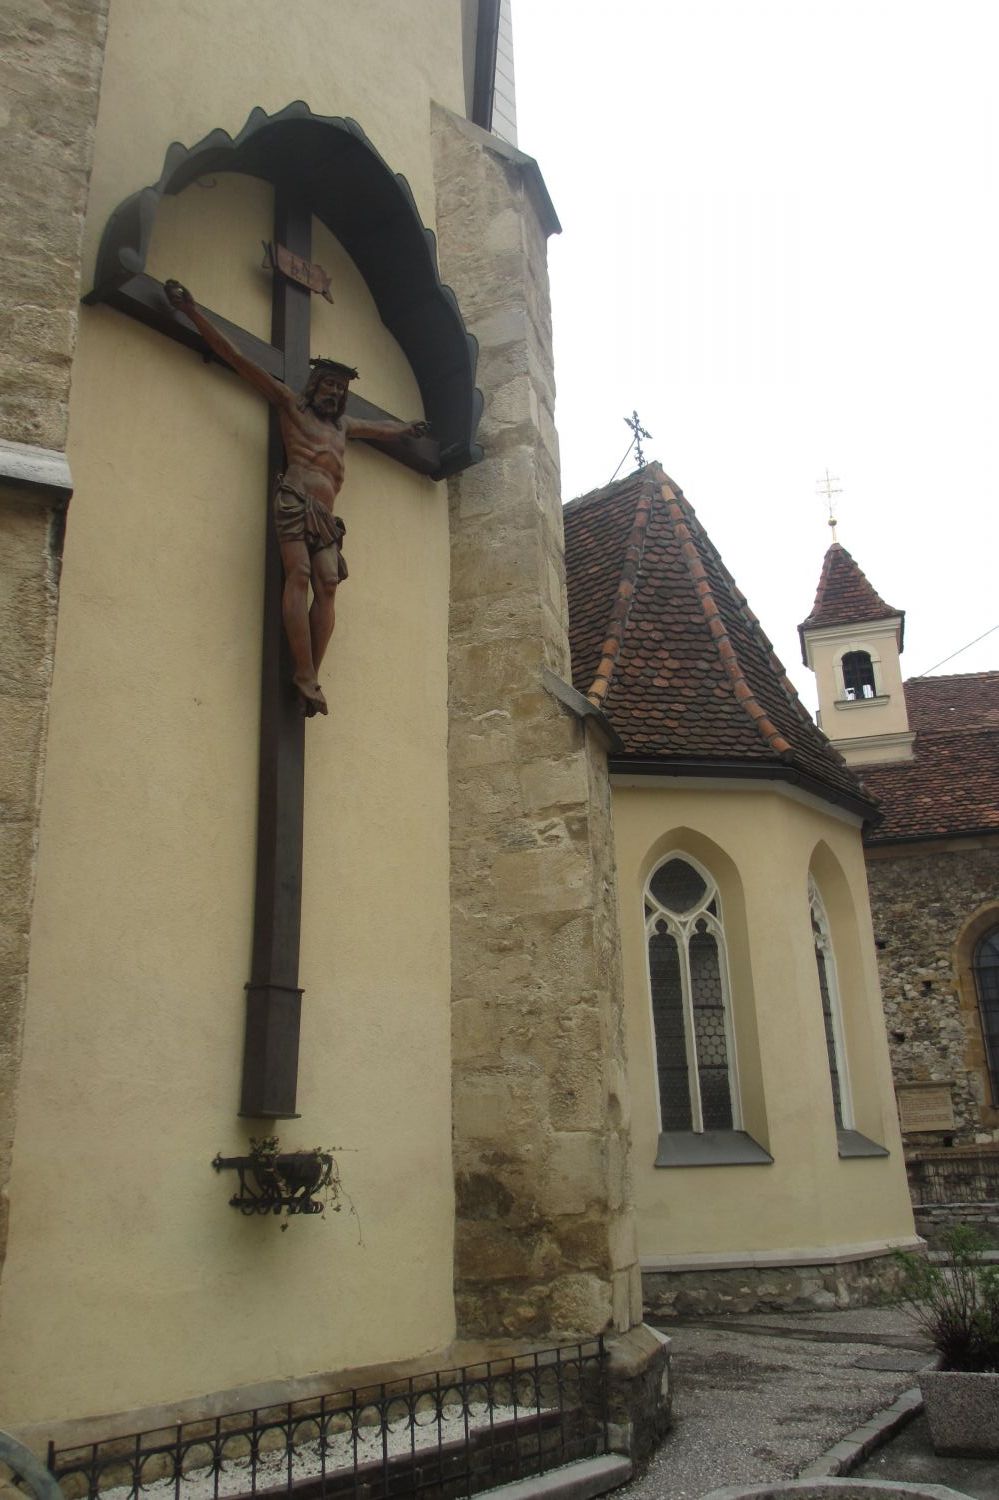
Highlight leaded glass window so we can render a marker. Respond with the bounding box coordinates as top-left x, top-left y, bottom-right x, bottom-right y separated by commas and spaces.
808, 878, 854, 1129
973, 928, 999, 1106
645, 856, 739, 1132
